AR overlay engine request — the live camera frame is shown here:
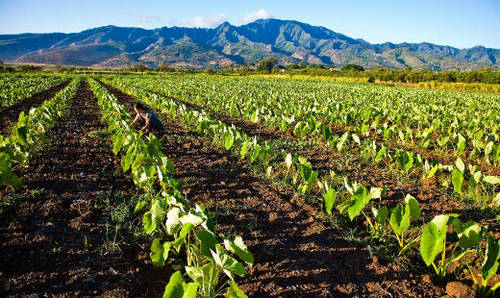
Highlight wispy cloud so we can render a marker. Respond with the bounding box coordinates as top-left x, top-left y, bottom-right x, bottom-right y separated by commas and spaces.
241, 9, 270, 24
179, 13, 227, 28
136, 14, 164, 27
